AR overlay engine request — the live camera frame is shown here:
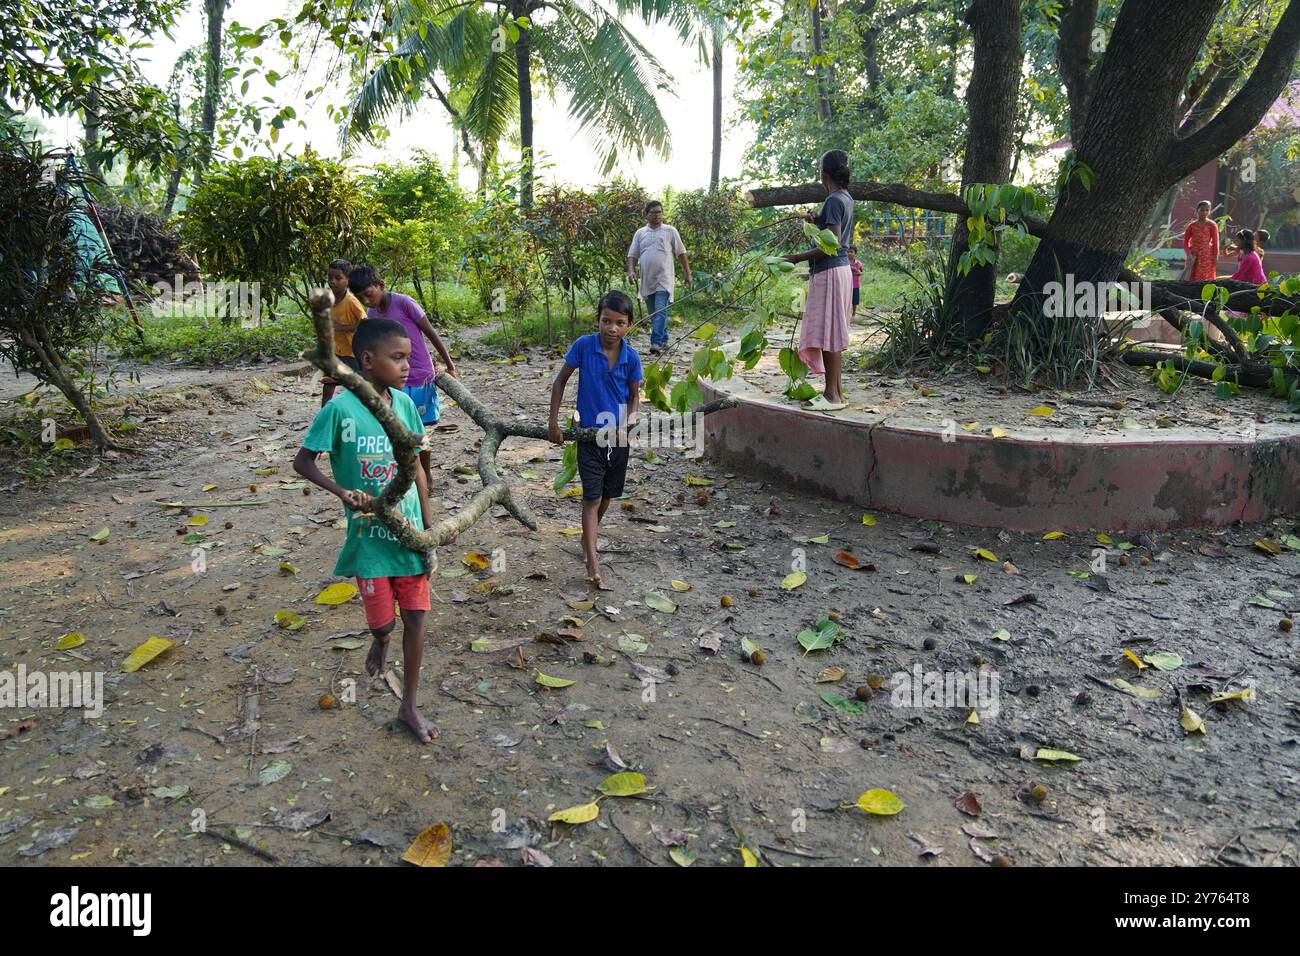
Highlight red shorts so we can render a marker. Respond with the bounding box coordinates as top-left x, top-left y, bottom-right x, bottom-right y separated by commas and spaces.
356, 574, 430, 629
